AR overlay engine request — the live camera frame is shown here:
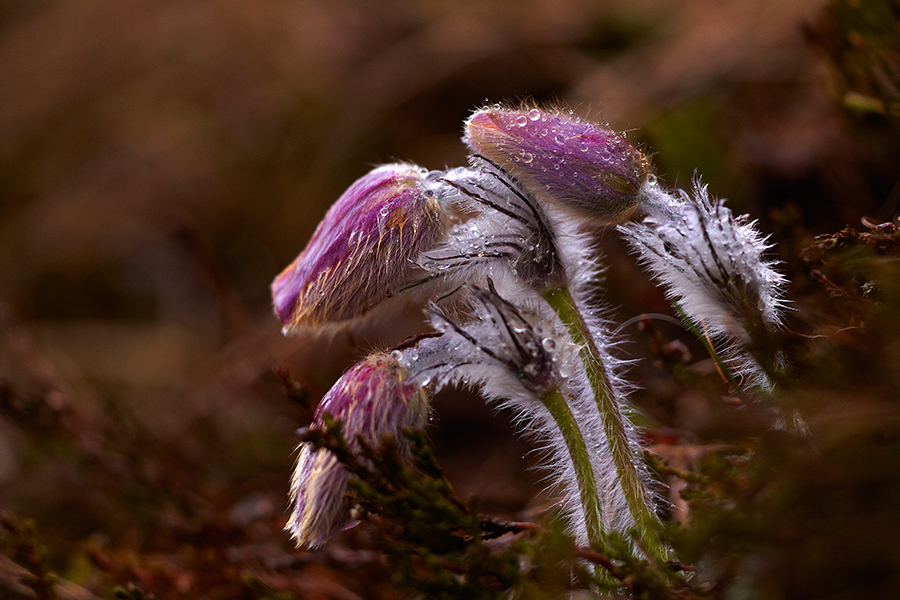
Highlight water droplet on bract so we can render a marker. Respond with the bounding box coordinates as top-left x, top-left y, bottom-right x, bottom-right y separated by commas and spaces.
520, 151, 534, 163
540, 128, 549, 137
528, 108, 541, 121
580, 143, 589, 152
391, 350, 402, 360
380, 207, 389, 217
542, 338, 556, 352
554, 133, 566, 145
646, 174, 658, 185
600, 149, 612, 161
516, 115, 528, 126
